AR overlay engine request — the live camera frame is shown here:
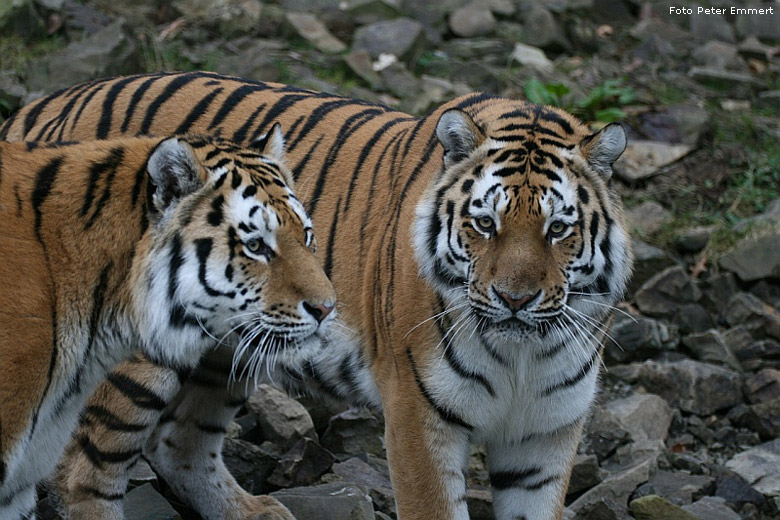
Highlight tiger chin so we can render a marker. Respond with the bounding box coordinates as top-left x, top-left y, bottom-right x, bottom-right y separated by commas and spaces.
2, 72, 633, 520
0, 126, 334, 520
